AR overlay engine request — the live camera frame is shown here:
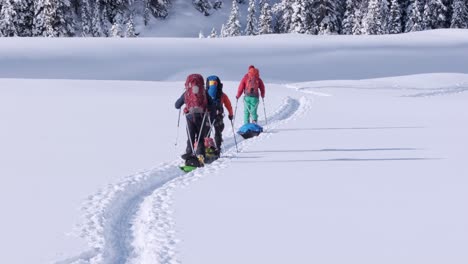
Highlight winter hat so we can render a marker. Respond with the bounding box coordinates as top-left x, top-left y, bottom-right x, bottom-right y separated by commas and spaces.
248, 65, 255, 70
